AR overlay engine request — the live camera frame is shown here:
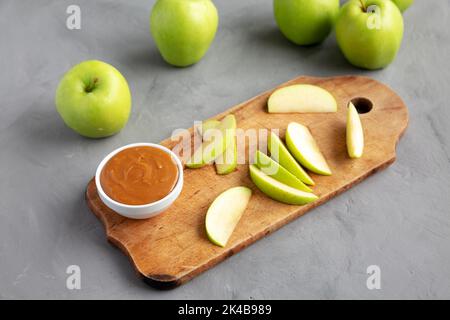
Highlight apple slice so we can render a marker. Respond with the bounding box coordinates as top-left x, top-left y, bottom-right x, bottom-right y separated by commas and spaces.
205, 186, 252, 247
187, 115, 236, 168
249, 165, 318, 205
346, 102, 364, 159
199, 119, 221, 136
268, 131, 314, 185
285, 122, 332, 176
215, 136, 237, 174
198, 118, 237, 174
268, 84, 337, 113
254, 150, 312, 192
